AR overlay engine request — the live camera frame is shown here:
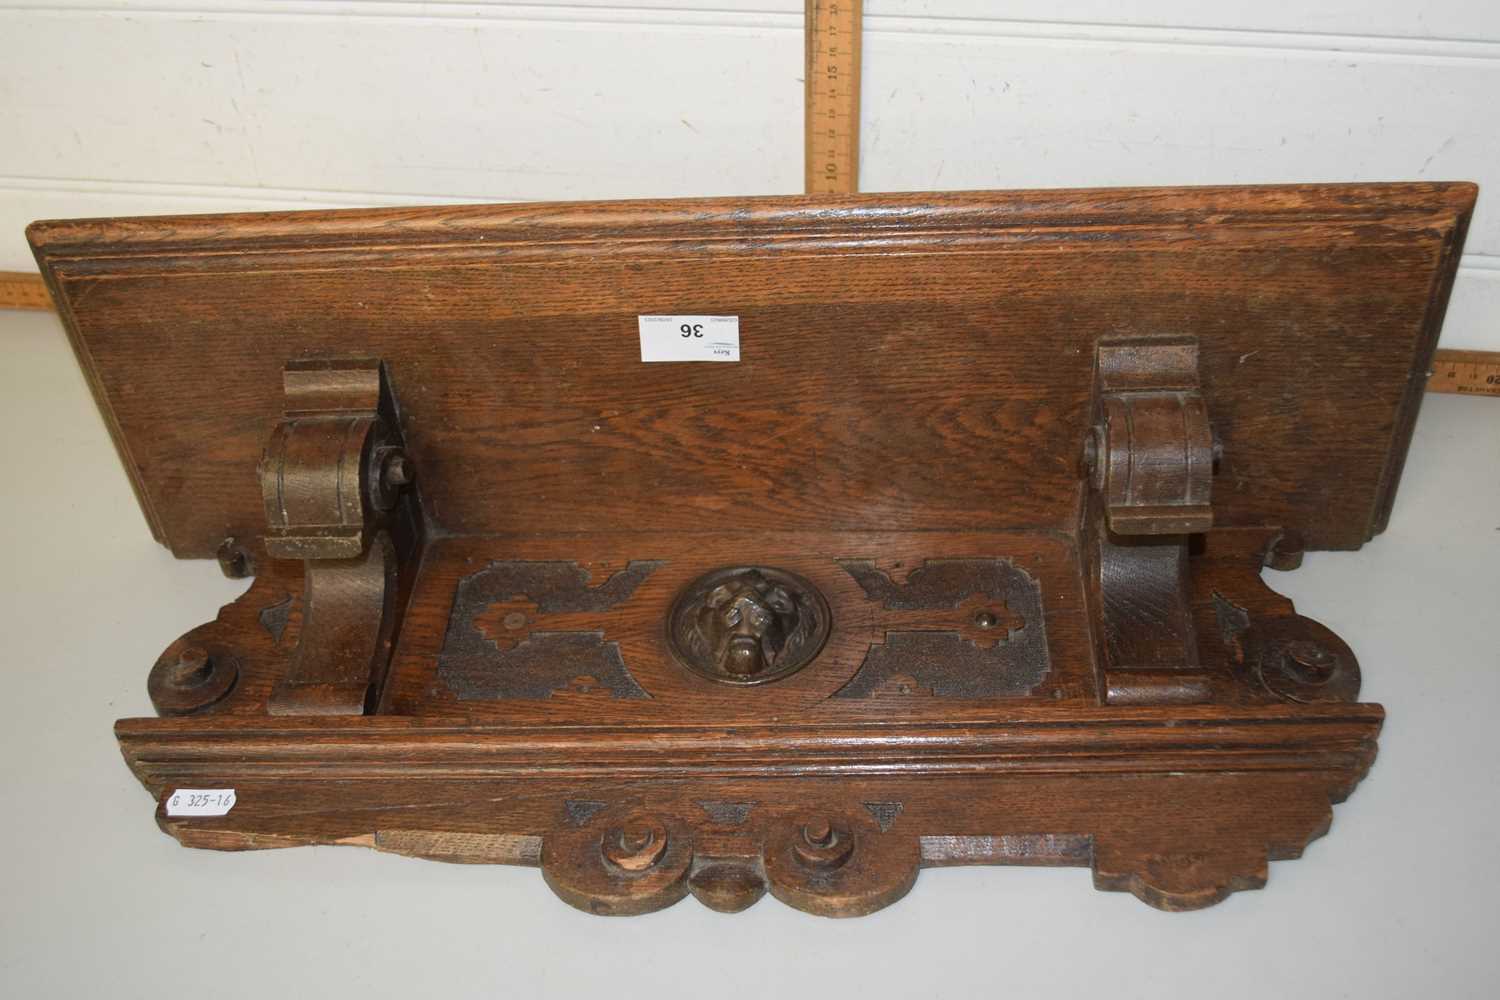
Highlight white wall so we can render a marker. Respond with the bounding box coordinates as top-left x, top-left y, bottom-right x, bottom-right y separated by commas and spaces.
2, 0, 1495, 348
